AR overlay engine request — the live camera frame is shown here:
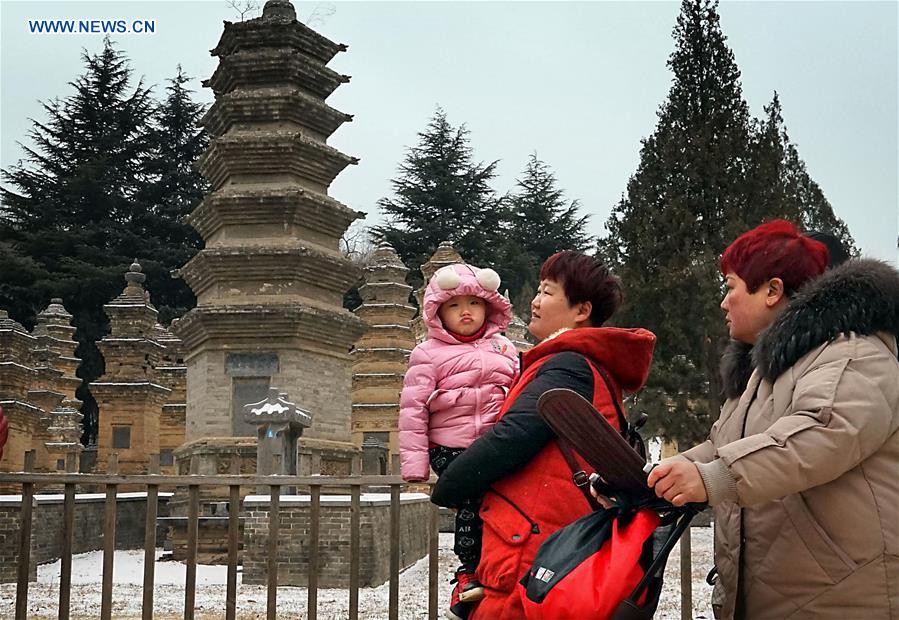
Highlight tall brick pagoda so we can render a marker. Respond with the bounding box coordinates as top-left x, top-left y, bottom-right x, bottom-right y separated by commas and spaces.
172, 0, 366, 459
32, 299, 82, 409
350, 242, 416, 461
153, 323, 187, 475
